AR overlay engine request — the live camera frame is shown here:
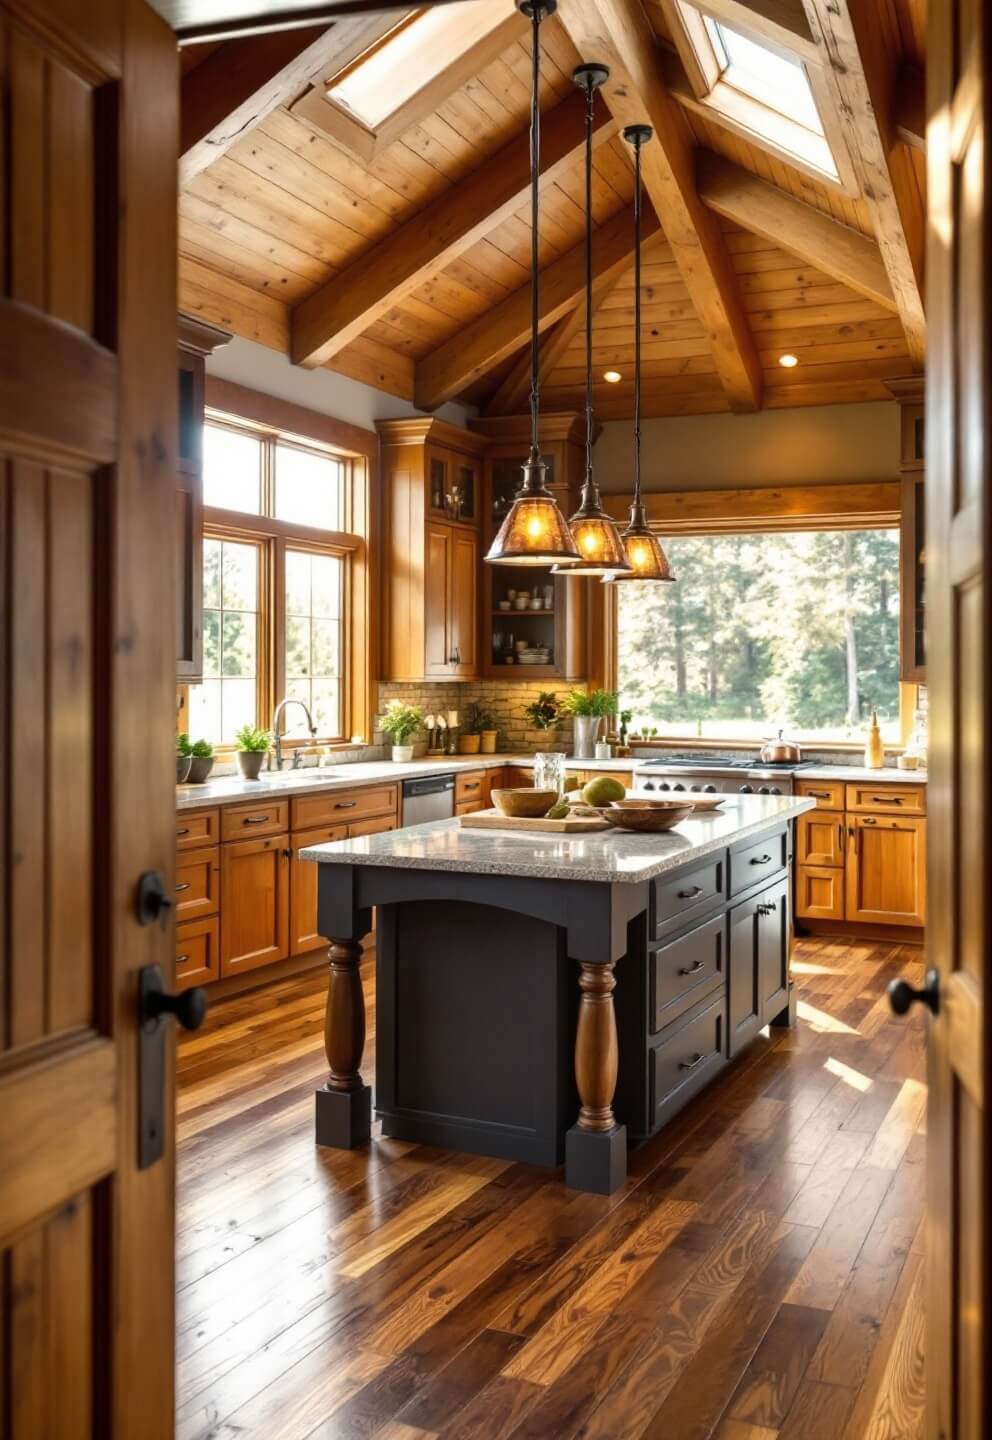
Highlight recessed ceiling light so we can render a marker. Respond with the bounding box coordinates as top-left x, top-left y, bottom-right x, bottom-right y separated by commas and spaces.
779, 353, 799, 368
603, 369, 622, 383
